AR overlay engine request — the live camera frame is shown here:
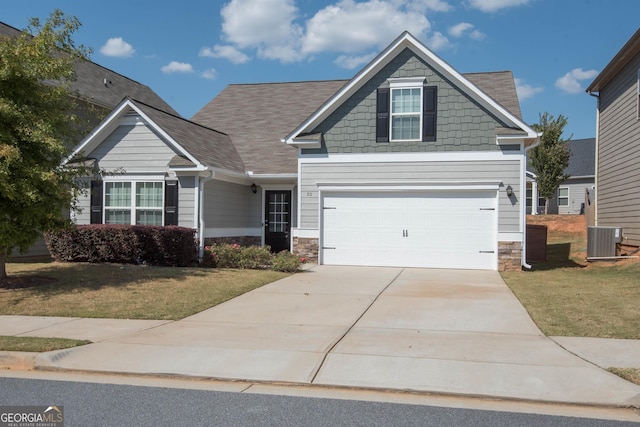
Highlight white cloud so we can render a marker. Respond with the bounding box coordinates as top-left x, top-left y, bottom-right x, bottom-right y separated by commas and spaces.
449, 22, 474, 38
468, 0, 530, 13
215, 0, 448, 64
426, 31, 451, 51
334, 52, 377, 69
555, 68, 599, 94
220, 0, 302, 62
161, 61, 194, 74
201, 68, 217, 80
302, 0, 430, 55
199, 45, 250, 64
515, 78, 543, 101
99, 37, 135, 58
469, 30, 485, 40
